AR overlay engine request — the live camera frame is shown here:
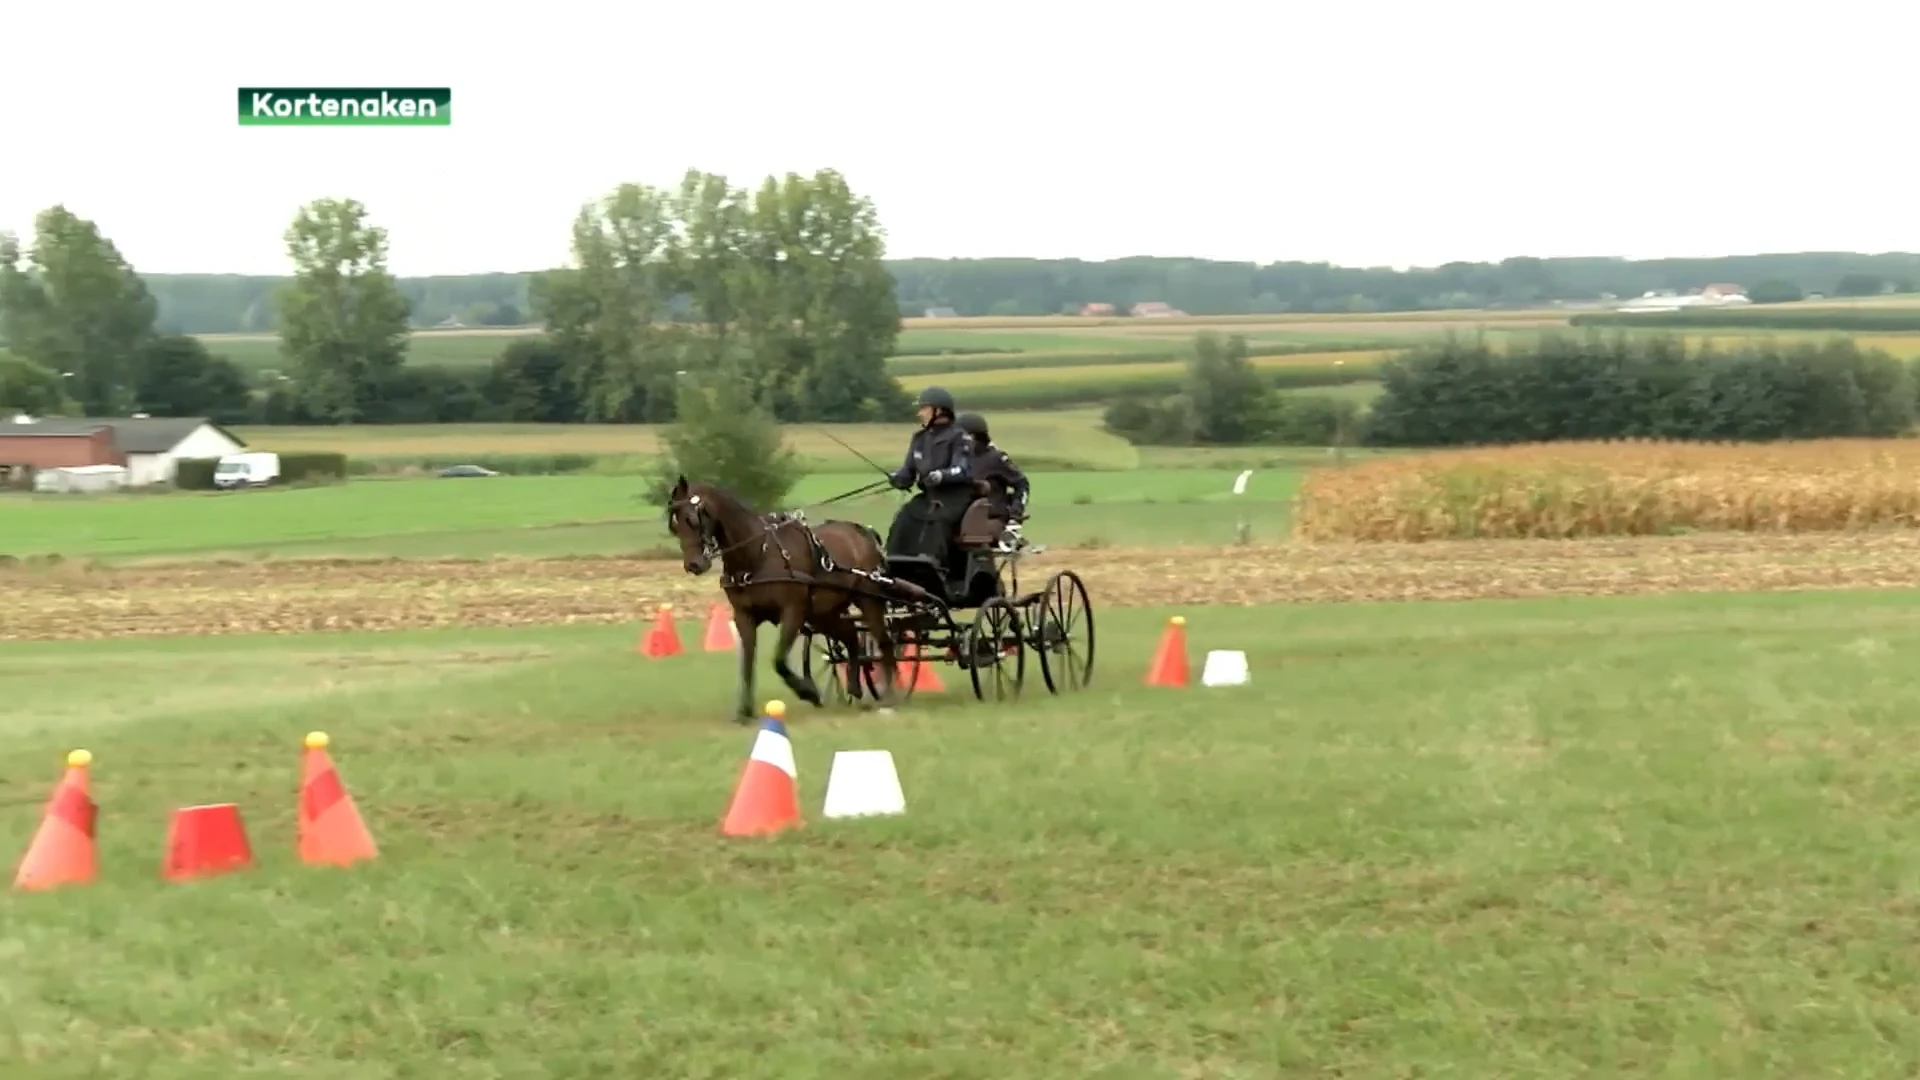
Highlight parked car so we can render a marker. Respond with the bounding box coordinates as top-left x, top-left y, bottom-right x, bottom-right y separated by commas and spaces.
436, 464, 500, 478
